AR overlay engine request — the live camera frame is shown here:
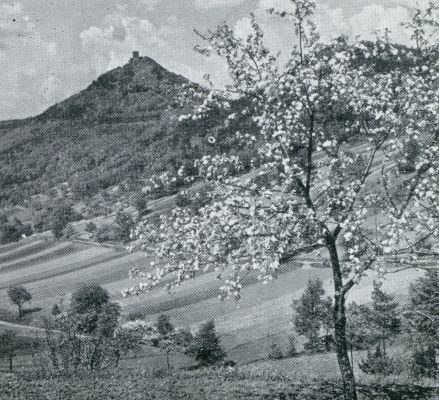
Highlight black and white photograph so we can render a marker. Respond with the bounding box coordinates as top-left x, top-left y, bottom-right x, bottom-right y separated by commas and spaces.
0, 1, 438, 399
